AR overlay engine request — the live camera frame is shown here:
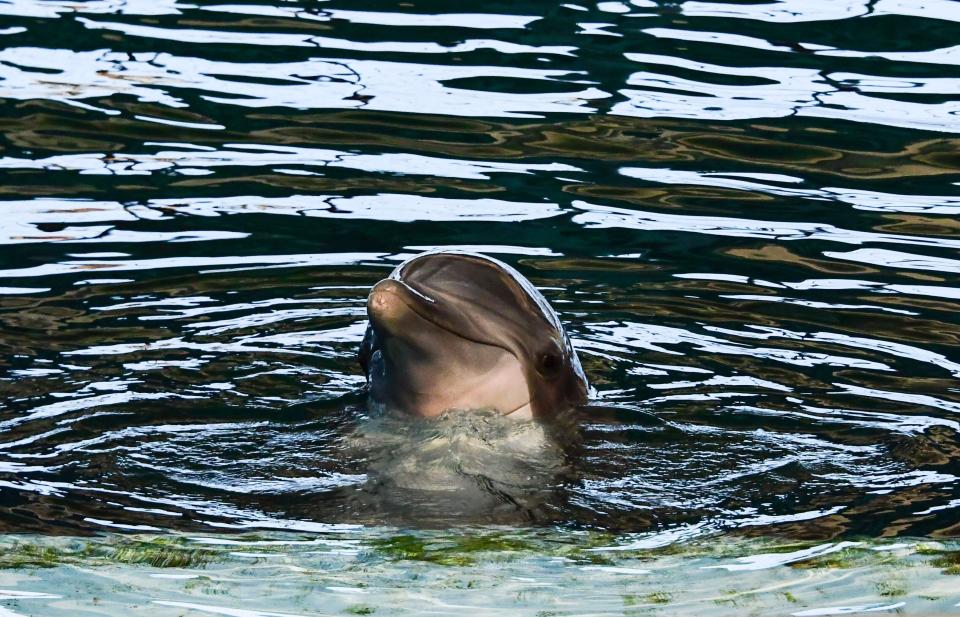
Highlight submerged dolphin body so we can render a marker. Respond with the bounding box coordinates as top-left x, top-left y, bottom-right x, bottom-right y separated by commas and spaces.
359, 251, 588, 420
